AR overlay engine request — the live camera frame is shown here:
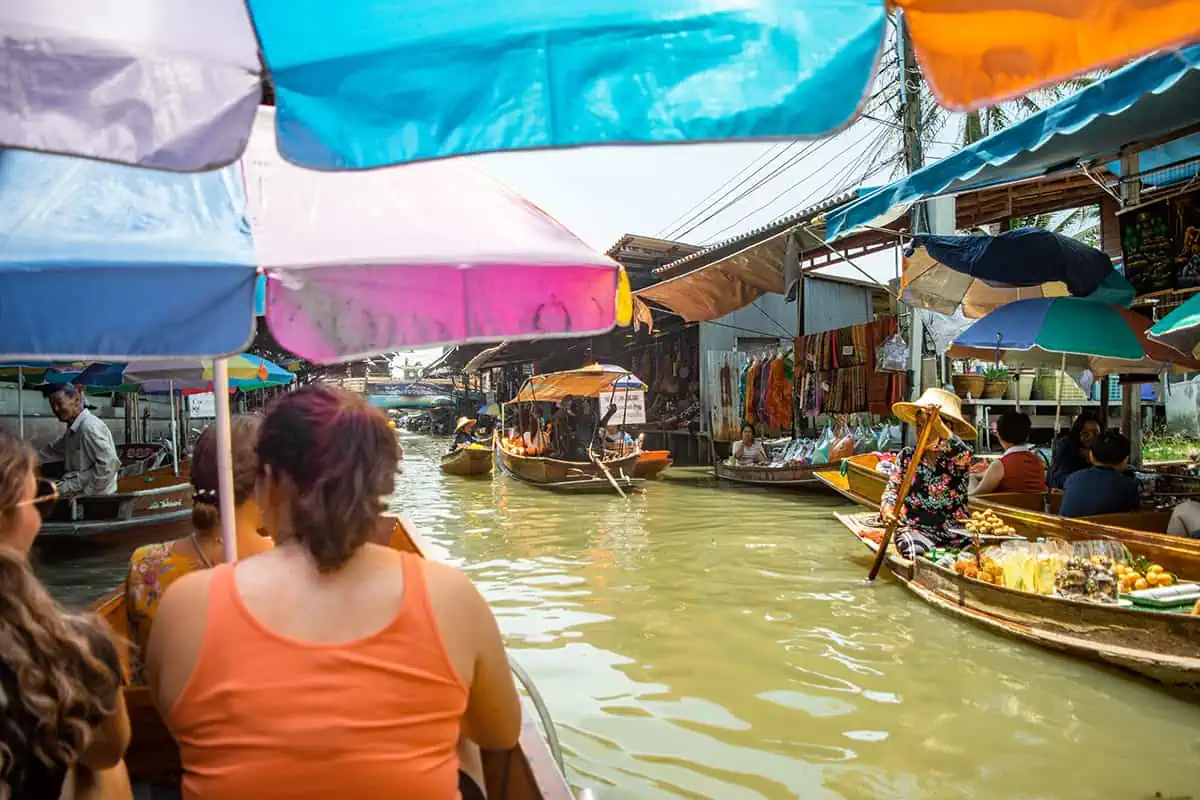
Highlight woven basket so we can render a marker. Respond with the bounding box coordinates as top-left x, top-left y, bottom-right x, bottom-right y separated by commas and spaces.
1036, 372, 1087, 402
982, 379, 1010, 399
952, 374, 986, 399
